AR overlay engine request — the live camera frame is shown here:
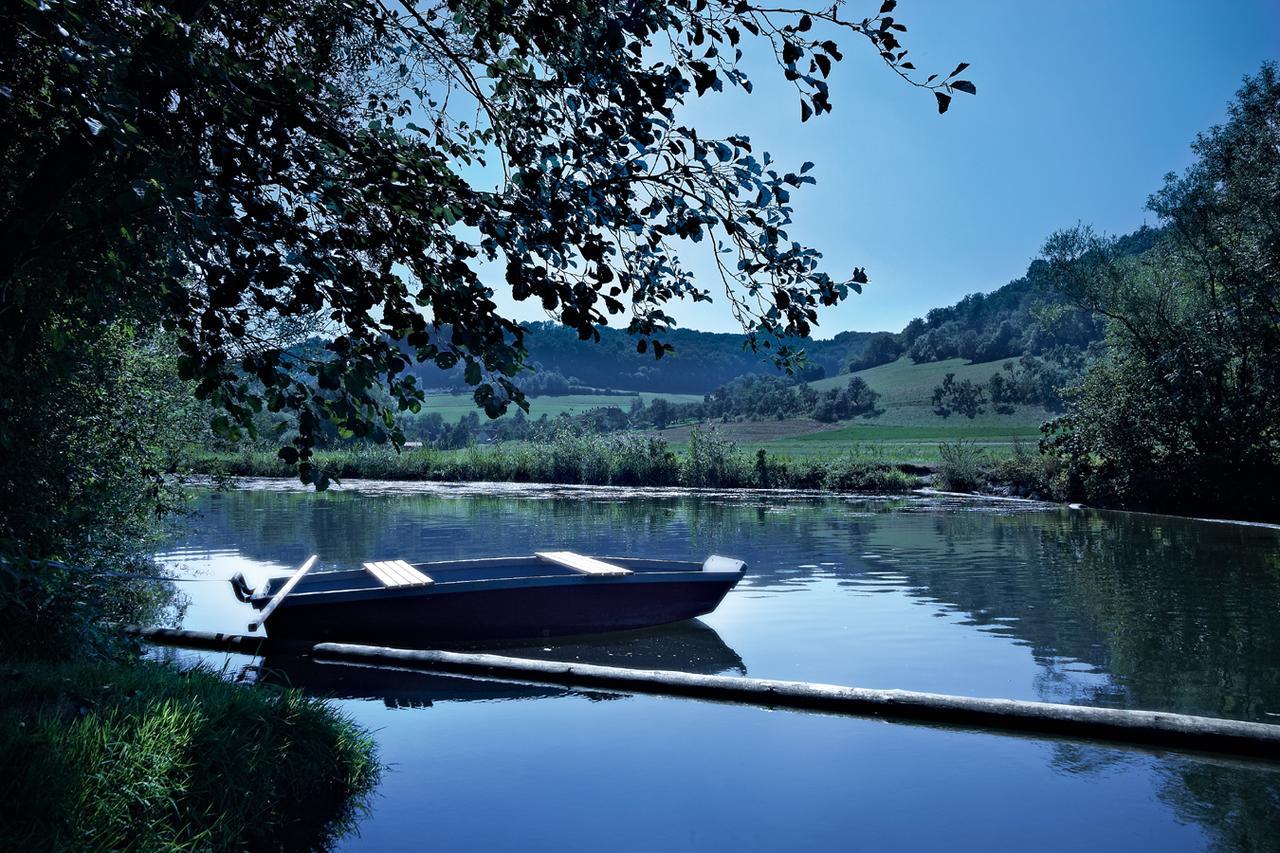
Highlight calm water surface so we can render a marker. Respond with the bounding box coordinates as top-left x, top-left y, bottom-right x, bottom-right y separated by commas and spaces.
157, 481, 1280, 851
